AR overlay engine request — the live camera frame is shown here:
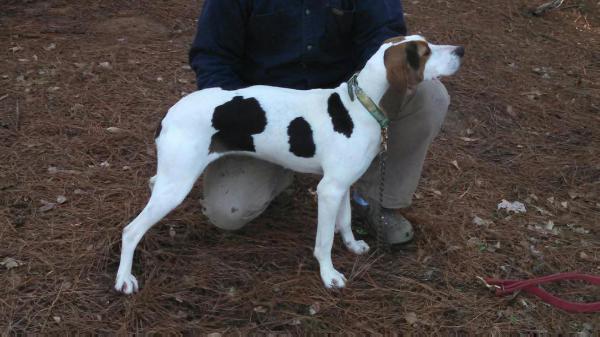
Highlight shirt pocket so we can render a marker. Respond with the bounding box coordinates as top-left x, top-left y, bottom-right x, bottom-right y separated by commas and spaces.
247, 7, 300, 55
327, 0, 355, 33
322, 0, 355, 51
